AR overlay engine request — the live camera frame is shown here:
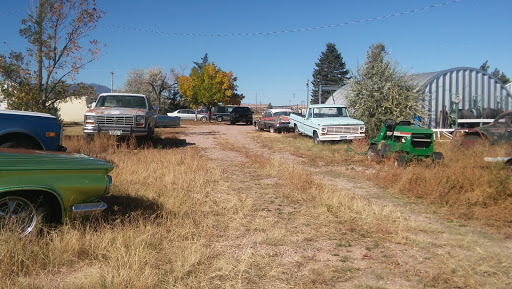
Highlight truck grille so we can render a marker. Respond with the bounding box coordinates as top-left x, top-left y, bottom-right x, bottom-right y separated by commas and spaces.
96, 116, 134, 126
326, 126, 360, 134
